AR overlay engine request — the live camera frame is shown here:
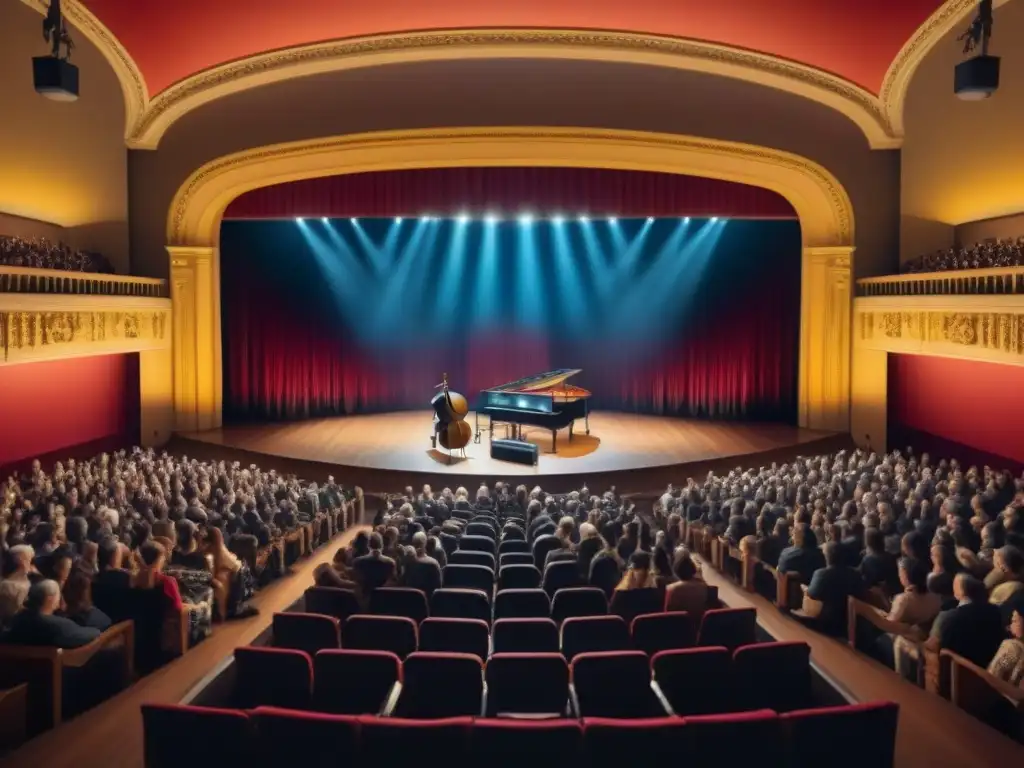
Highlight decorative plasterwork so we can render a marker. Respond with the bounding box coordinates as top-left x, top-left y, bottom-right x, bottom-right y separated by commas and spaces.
855, 295, 1024, 366
880, 0, 1012, 137
132, 28, 897, 150
21, 0, 147, 142
167, 126, 854, 250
